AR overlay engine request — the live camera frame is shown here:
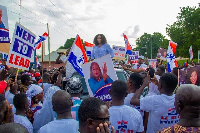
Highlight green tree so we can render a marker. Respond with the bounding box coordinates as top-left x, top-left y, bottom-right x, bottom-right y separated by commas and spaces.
166, 6, 200, 58
58, 38, 86, 50
133, 32, 169, 59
